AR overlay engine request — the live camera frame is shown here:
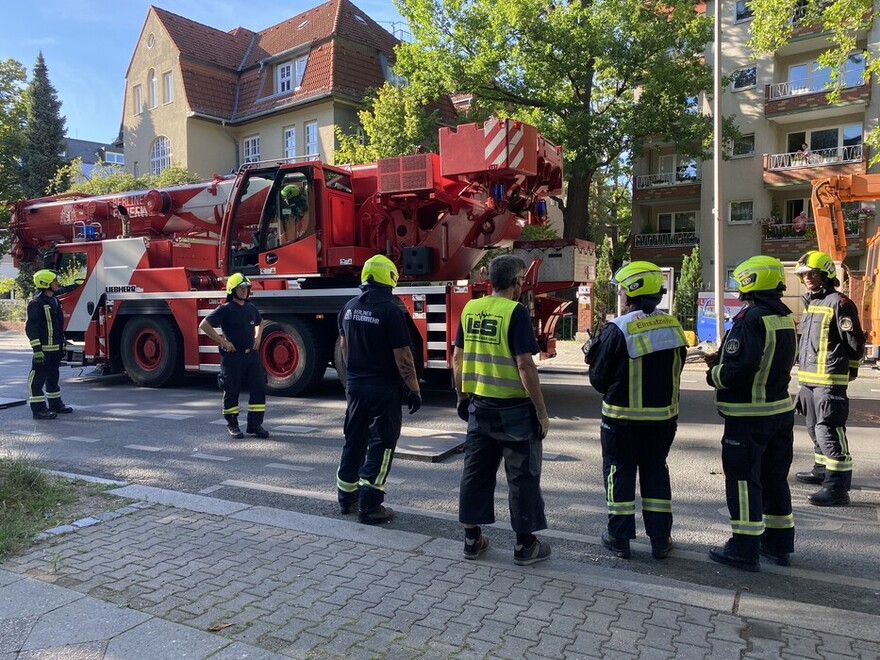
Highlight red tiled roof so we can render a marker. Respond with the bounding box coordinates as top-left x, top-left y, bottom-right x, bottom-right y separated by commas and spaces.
149, 0, 400, 123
